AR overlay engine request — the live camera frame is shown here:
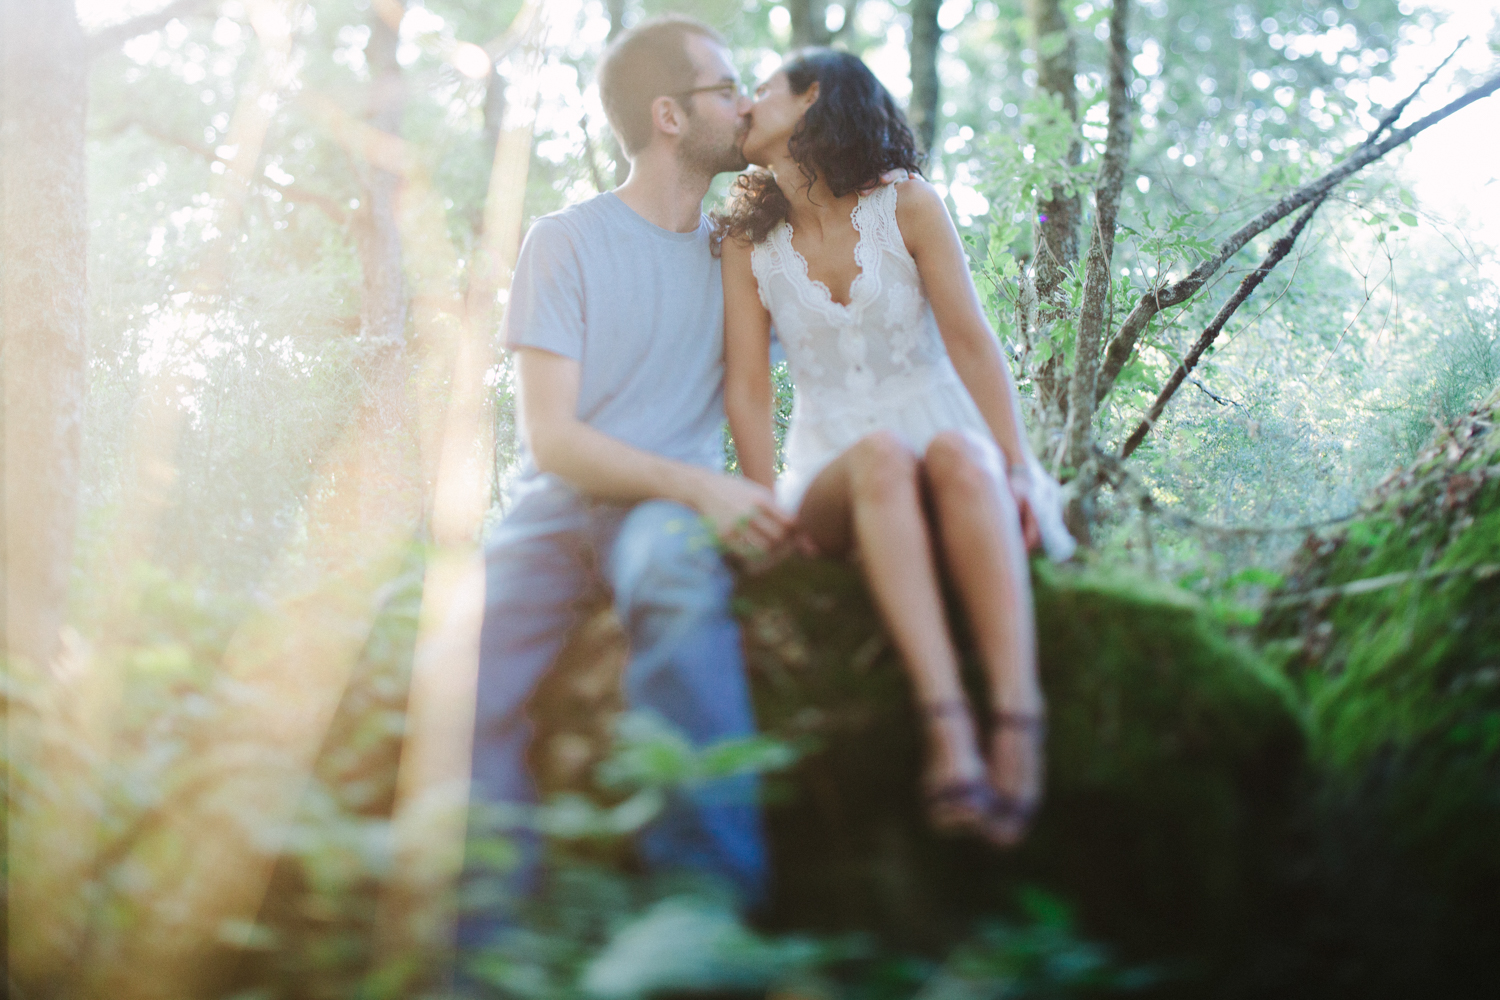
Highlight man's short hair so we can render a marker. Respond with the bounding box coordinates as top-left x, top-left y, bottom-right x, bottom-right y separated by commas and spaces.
597, 15, 726, 156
